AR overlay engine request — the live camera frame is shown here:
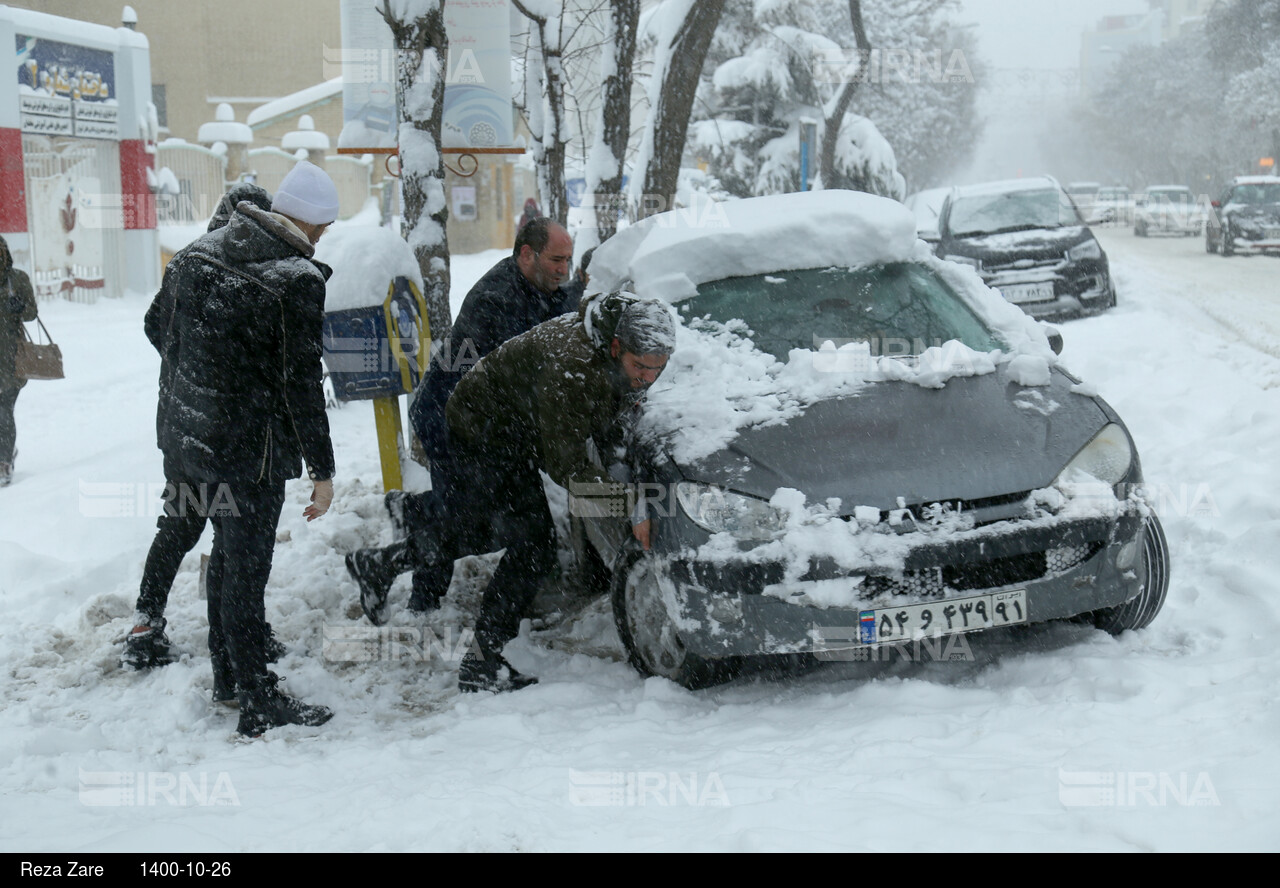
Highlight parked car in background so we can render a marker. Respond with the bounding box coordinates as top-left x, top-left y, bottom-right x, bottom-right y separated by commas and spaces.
934, 177, 1115, 320
1092, 186, 1133, 226
904, 186, 951, 244
1065, 181, 1101, 221
1205, 176, 1280, 256
1134, 185, 1205, 237
579, 190, 1167, 689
